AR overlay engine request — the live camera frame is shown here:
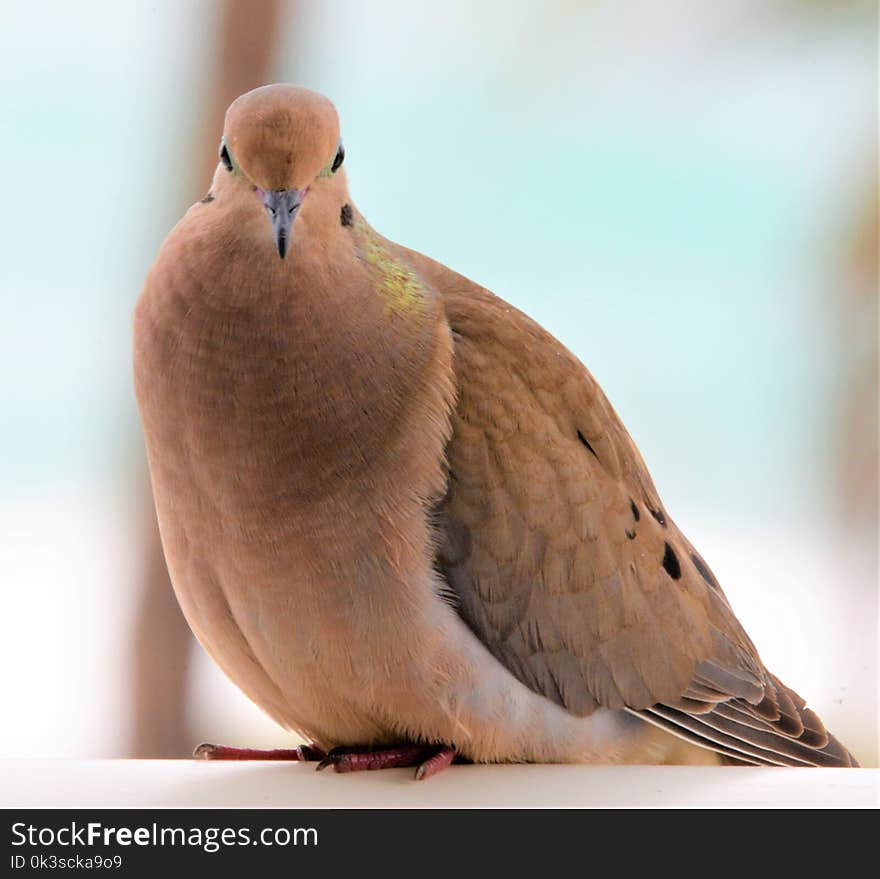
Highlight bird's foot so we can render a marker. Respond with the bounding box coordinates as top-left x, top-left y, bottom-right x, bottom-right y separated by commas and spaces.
315, 743, 456, 780
193, 742, 327, 761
